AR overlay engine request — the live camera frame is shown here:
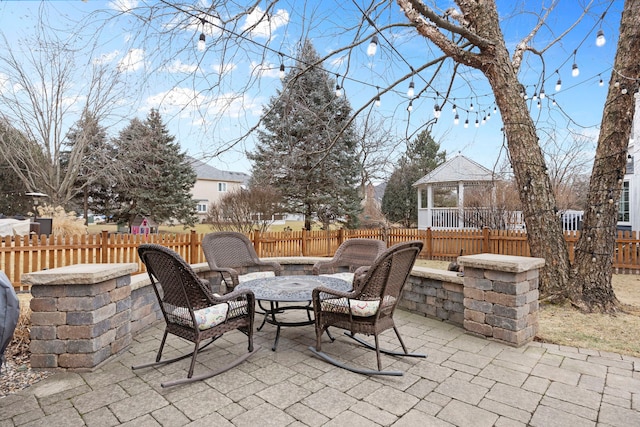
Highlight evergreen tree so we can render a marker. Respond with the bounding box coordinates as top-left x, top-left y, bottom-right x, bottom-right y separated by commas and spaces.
63, 111, 113, 219
382, 130, 446, 227
248, 39, 361, 230
111, 109, 197, 227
